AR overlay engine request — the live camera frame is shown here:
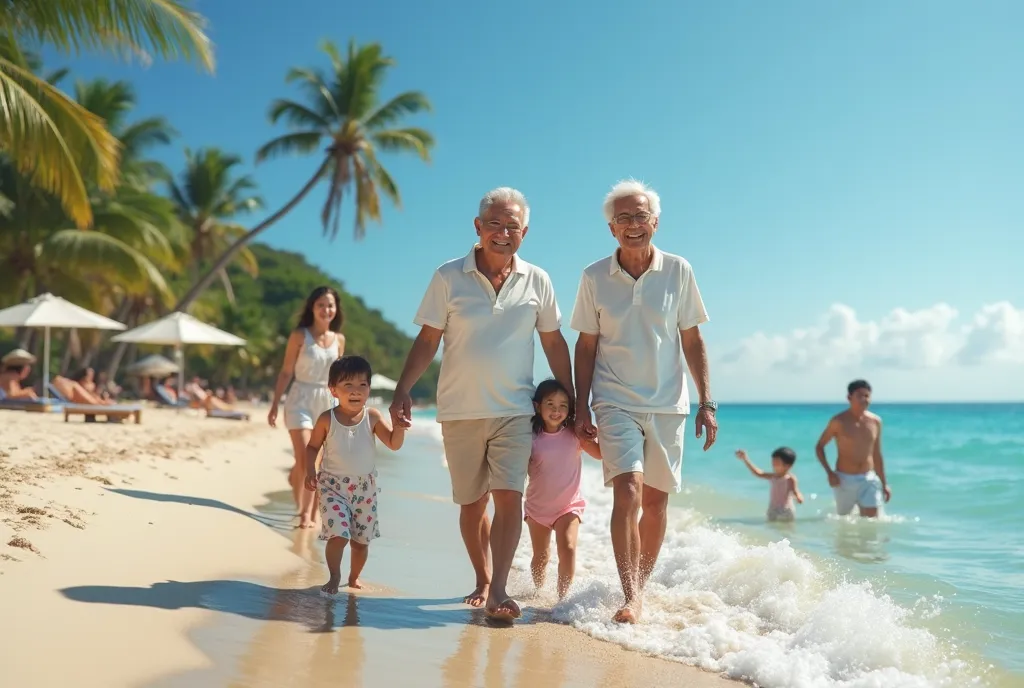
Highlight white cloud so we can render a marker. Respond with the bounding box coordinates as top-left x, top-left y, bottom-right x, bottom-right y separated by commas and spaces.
721, 302, 1024, 372
959, 303, 1024, 365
